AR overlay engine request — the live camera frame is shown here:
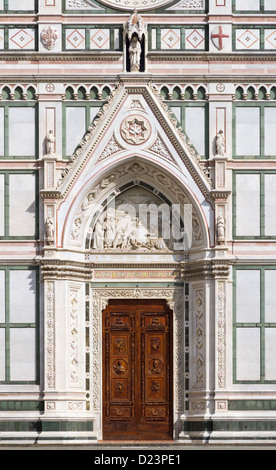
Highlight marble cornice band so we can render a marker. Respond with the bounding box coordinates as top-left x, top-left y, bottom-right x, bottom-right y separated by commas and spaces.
0, 52, 123, 62
41, 259, 94, 281
40, 258, 232, 282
